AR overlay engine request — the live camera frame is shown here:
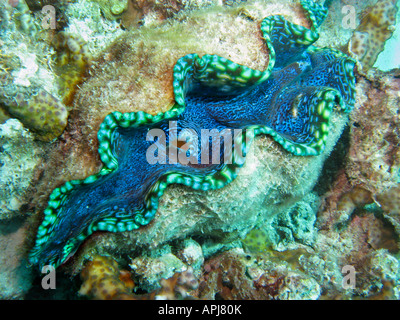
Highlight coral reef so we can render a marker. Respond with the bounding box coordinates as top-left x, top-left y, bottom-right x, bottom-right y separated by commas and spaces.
326, 221, 399, 299
316, 69, 400, 236
62, 0, 125, 47
346, 70, 400, 194
119, 0, 186, 28
0, 0, 69, 141
155, 265, 199, 300
314, 191, 400, 297
242, 193, 319, 252
318, 186, 374, 229
0, 0, 117, 141
80, 202, 389, 300
214, 209, 399, 300
197, 199, 400, 300
129, 246, 187, 292
349, 0, 399, 70
79, 254, 198, 300
176, 238, 204, 273
89, 0, 219, 29
78, 239, 204, 294
196, 247, 321, 300
311, 69, 400, 299
51, 31, 91, 105
80, 215, 399, 300
268, 193, 320, 249
79, 255, 135, 299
